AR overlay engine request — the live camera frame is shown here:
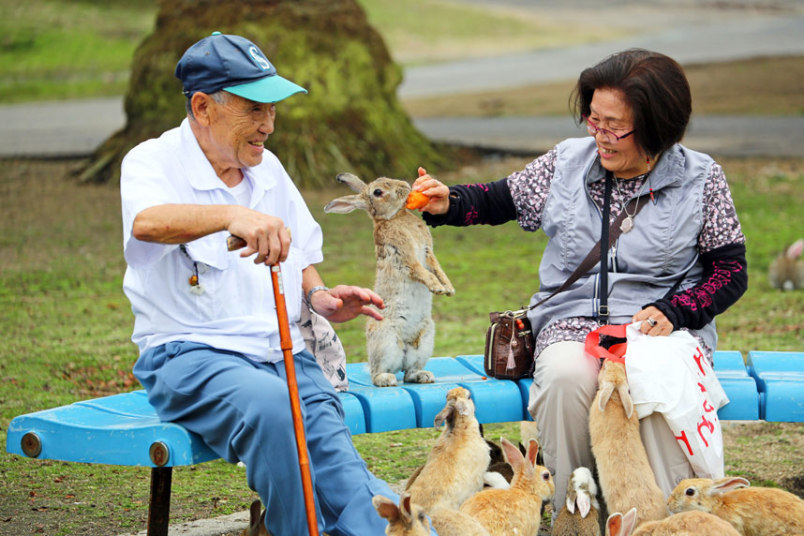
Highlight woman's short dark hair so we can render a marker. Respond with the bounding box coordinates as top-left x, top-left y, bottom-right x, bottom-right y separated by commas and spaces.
571, 48, 692, 157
